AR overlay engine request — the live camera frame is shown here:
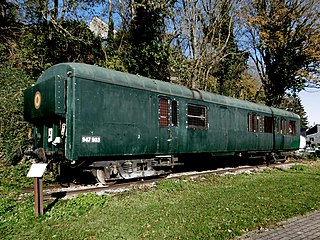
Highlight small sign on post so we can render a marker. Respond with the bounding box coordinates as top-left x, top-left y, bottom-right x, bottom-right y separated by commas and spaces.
27, 163, 47, 217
